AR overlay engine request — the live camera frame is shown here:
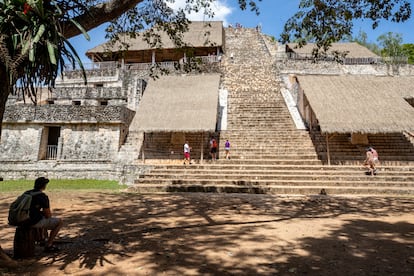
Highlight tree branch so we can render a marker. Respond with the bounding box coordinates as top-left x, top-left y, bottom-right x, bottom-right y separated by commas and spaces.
62, 0, 144, 38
